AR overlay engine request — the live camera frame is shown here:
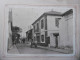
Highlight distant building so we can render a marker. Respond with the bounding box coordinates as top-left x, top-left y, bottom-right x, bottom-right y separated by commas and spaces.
26, 29, 33, 41
32, 10, 62, 47
26, 31, 28, 41
8, 9, 13, 50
